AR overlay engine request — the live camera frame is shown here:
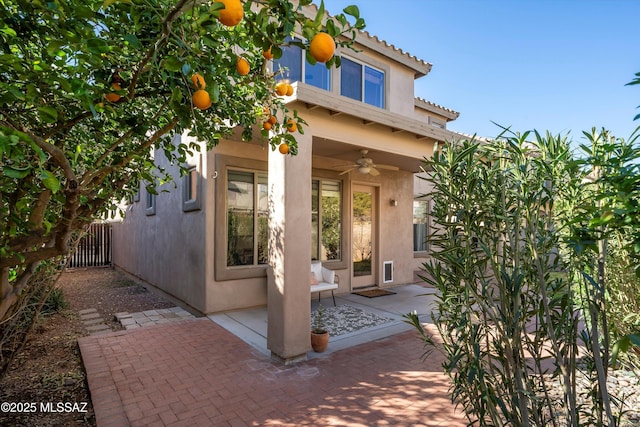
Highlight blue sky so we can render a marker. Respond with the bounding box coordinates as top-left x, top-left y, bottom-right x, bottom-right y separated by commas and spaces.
323, 0, 640, 144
